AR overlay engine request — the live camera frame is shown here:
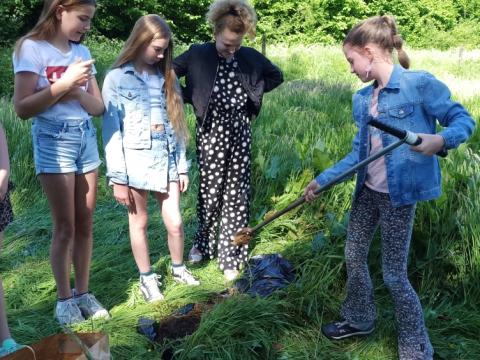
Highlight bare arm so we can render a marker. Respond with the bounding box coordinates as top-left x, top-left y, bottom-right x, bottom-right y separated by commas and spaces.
13, 59, 95, 119
0, 125, 10, 200
59, 76, 104, 116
